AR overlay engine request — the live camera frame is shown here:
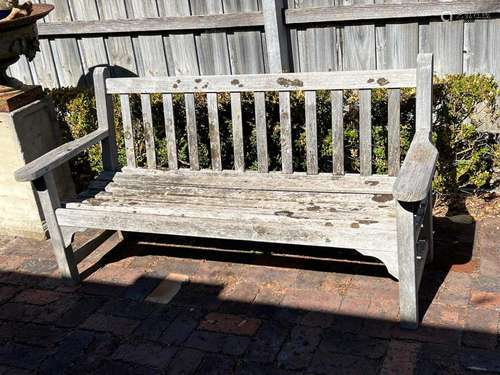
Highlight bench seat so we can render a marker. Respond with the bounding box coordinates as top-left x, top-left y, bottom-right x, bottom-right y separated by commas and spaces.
59, 169, 399, 270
